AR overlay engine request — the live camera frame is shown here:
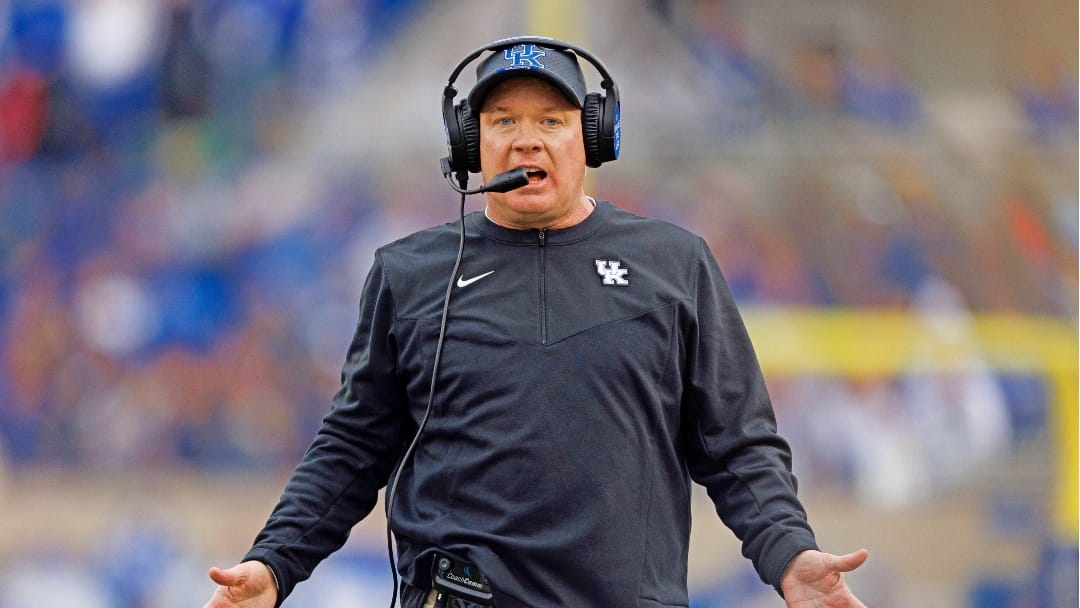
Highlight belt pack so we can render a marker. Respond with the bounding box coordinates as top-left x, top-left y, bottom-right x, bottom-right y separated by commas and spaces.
430, 553, 494, 607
